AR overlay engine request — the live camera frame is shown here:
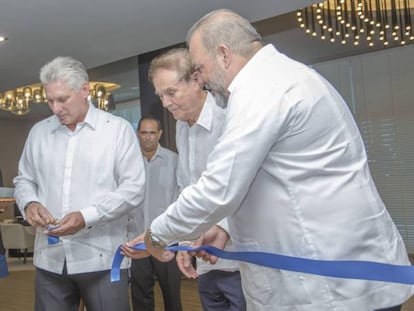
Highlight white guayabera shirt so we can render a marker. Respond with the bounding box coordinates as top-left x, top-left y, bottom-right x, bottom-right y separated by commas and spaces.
176, 92, 239, 274
14, 102, 145, 274
151, 45, 414, 310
